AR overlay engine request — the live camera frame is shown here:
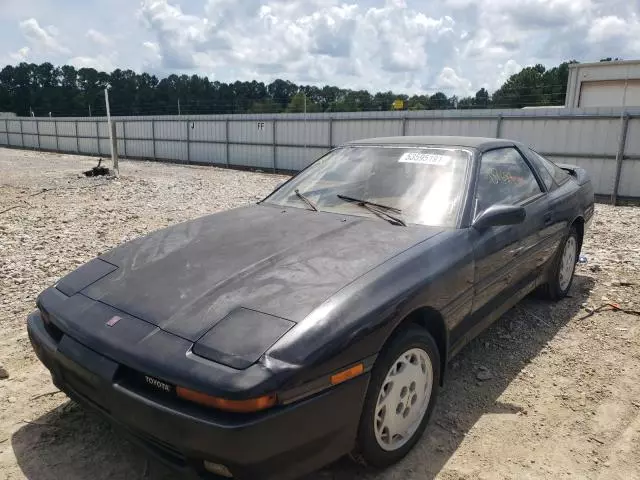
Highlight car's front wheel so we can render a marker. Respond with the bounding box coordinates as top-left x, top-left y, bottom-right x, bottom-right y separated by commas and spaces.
354, 326, 440, 467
